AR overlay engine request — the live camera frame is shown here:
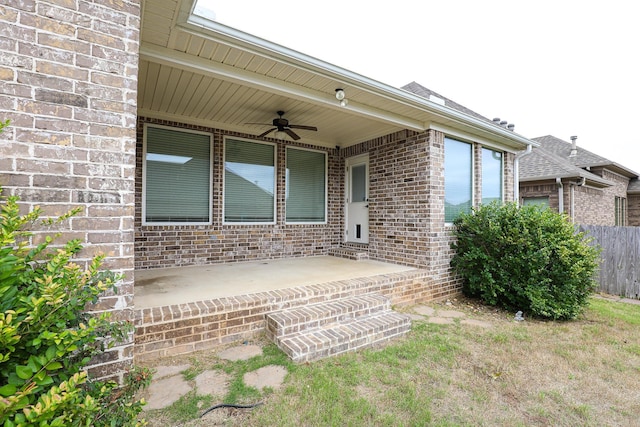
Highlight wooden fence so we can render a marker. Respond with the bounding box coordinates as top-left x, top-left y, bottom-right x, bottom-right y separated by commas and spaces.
578, 225, 639, 299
